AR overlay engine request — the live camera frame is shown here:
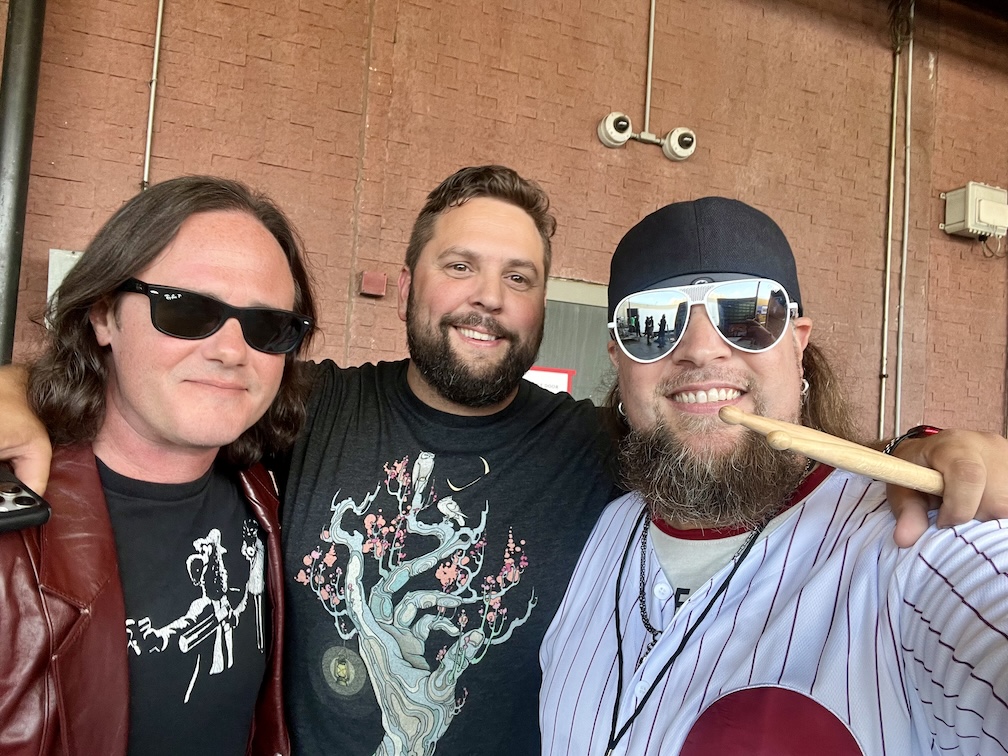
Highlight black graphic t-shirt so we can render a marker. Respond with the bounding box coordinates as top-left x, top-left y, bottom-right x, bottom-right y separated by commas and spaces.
281, 360, 617, 756
101, 460, 269, 756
